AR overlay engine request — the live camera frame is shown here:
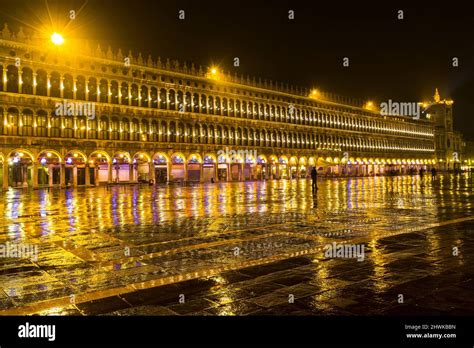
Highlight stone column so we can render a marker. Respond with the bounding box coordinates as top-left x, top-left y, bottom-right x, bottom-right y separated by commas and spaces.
199, 163, 204, 183
60, 163, 65, 188
2, 68, 7, 92
60, 76, 64, 98
18, 68, 23, 94
32, 163, 38, 189
184, 162, 188, 182
22, 164, 28, 187
32, 73, 37, 95
2, 163, 8, 189
73, 166, 78, 187
85, 164, 90, 186
214, 163, 219, 182
48, 164, 53, 187
129, 164, 134, 183
73, 78, 77, 100
107, 81, 111, 104
46, 73, 51, 97
149, 161, 155, 183
108, 163, 113, 184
